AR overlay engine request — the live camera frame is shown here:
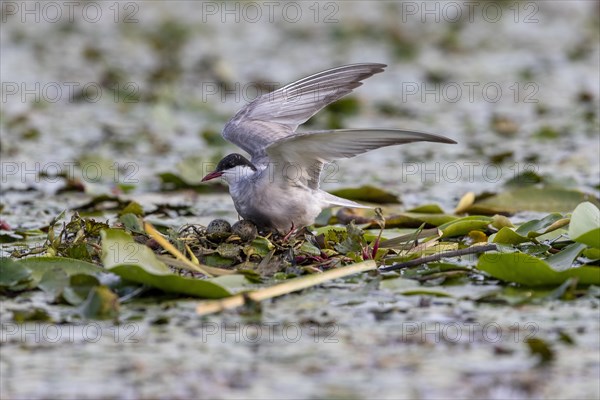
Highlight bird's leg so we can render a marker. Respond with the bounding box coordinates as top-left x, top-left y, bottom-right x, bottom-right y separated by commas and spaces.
282, 221, 296, 242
